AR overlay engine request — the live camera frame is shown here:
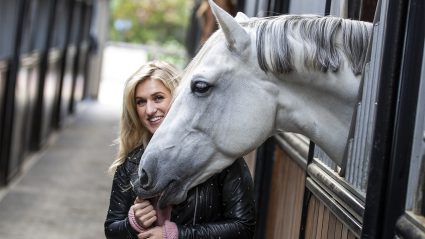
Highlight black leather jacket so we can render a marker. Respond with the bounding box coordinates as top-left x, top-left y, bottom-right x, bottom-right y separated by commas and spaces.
104, 146, 256, 239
